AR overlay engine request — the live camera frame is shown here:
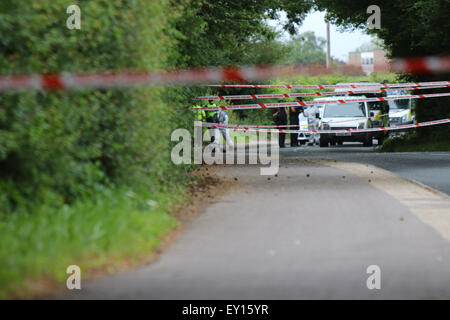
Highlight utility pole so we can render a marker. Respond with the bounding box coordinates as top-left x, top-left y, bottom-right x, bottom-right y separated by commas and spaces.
326, 20, 331, 68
